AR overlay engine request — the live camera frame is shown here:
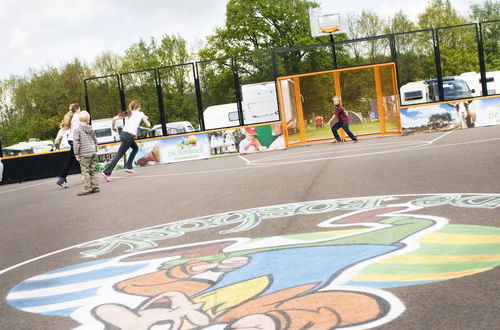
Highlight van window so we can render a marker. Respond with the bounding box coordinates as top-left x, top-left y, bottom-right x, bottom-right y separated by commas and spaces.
404, 91, 423, 101
228, 111, 239, 122
95, 128, 112, 138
